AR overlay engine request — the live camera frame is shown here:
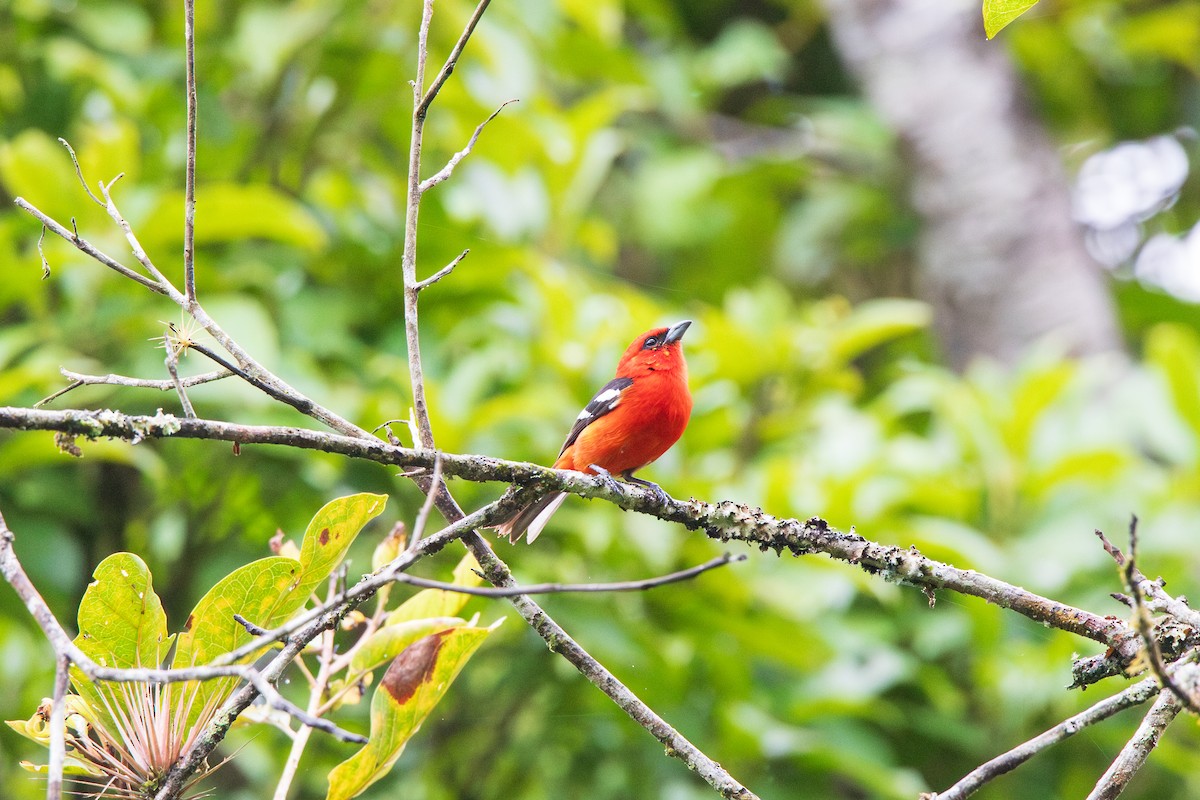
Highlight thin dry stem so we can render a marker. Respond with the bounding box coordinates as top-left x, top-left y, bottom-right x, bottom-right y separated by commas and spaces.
1086, 684, 1185, 800
419, 100, 517, 192
56, 138, 105, 207
409, 452, 443, 549
15, 199, 167, 294
183, 0, 198, 304
394, 553, 744, 596
46, 655, 70, 800
414, 249, 469, 292
925, 677, 1161, 800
